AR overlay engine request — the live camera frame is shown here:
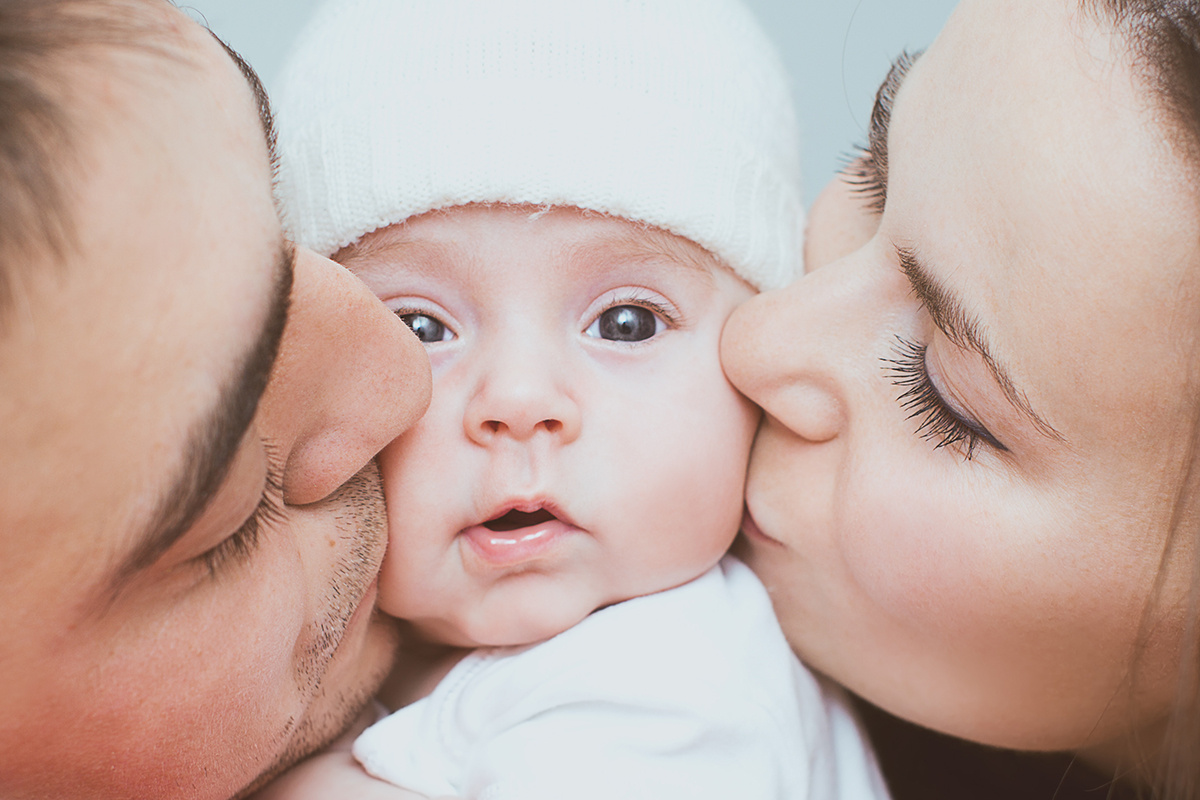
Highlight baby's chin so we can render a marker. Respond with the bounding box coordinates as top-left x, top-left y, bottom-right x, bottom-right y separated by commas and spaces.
406, 584, 639, 649
388, 562, 715, 649
416, 602, 596, 649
